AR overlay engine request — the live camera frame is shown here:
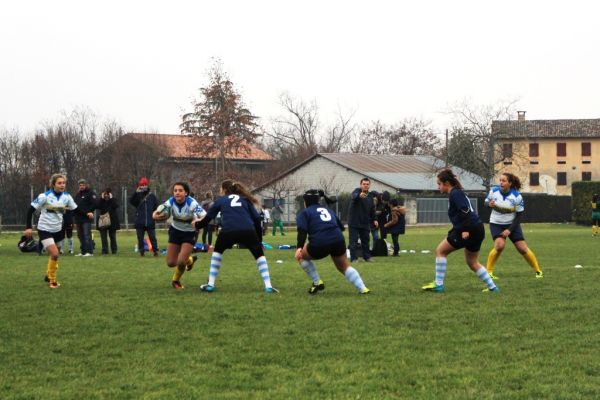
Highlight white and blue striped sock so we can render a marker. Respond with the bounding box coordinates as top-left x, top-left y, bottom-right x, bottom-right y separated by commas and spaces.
208, 252, 222, 286
435, 257, 447, 286
476, 266, 496, 290
344, 266, 366, 291
300, 260, 321, 284
256, 256, 272, 288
